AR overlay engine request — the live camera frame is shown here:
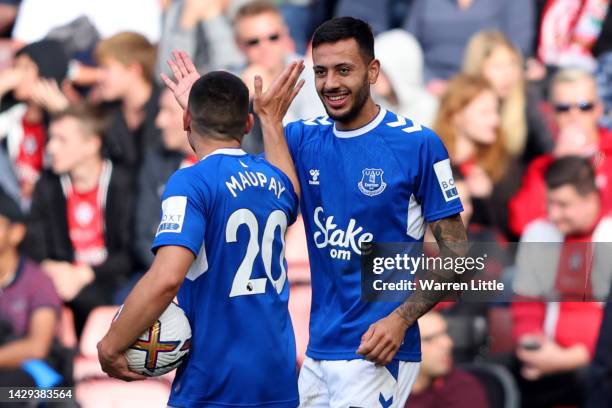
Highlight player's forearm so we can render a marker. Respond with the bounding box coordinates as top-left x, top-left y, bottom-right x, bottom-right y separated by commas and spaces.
260, 120, 301, 198
394, 215, 468, 325
101, 265, 181, 354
